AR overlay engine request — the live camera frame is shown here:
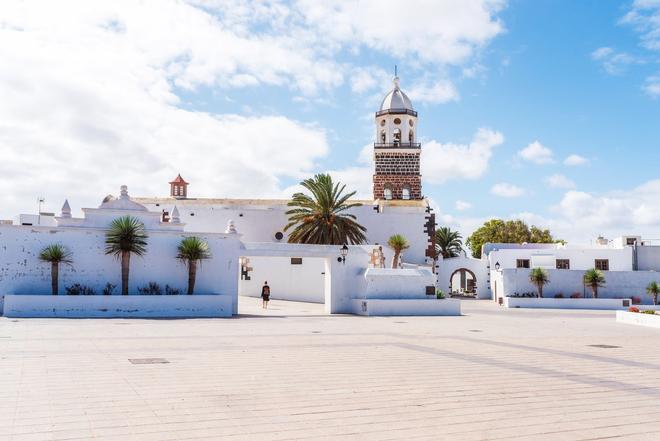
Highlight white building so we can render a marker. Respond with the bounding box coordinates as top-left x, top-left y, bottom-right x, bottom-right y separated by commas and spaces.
437, 236, 660, 304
